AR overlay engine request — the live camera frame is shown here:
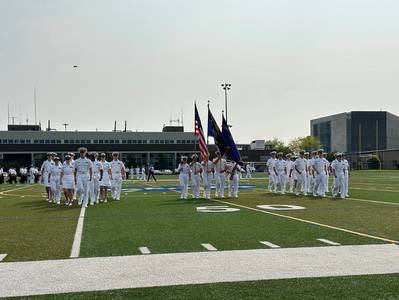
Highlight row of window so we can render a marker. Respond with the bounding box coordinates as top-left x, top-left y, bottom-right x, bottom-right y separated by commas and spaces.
0, 139, 196, 145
